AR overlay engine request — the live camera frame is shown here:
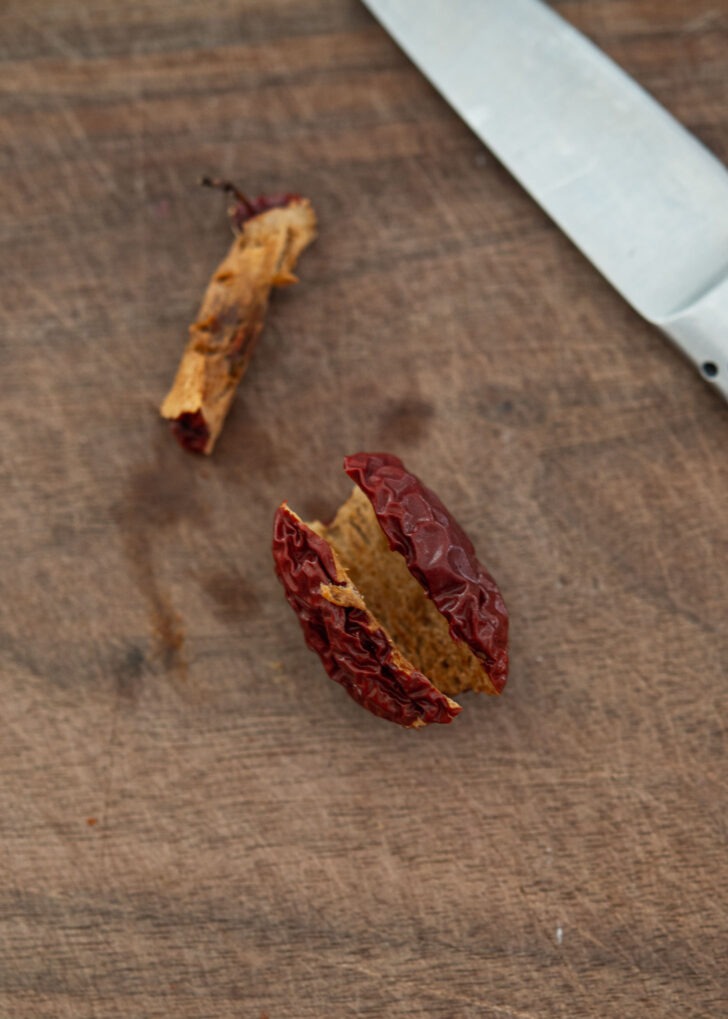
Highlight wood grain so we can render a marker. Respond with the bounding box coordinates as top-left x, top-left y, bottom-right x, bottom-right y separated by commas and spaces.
1, 1, 726, 1016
